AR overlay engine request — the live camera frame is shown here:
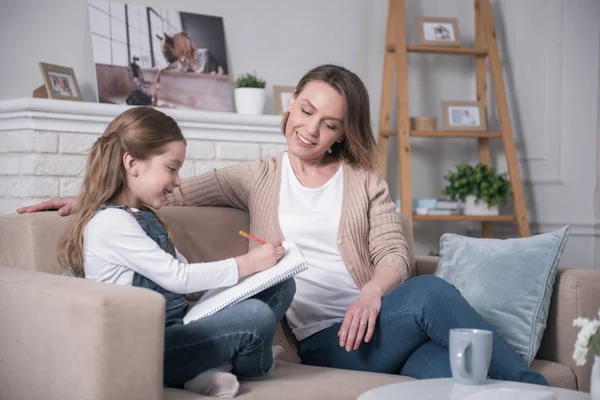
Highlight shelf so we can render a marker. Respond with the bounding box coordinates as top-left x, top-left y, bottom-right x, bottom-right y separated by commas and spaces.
413, 215, 516, 222
411, 131, 502, 138
380, 129, 501, 138
406, 45, 488, 56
